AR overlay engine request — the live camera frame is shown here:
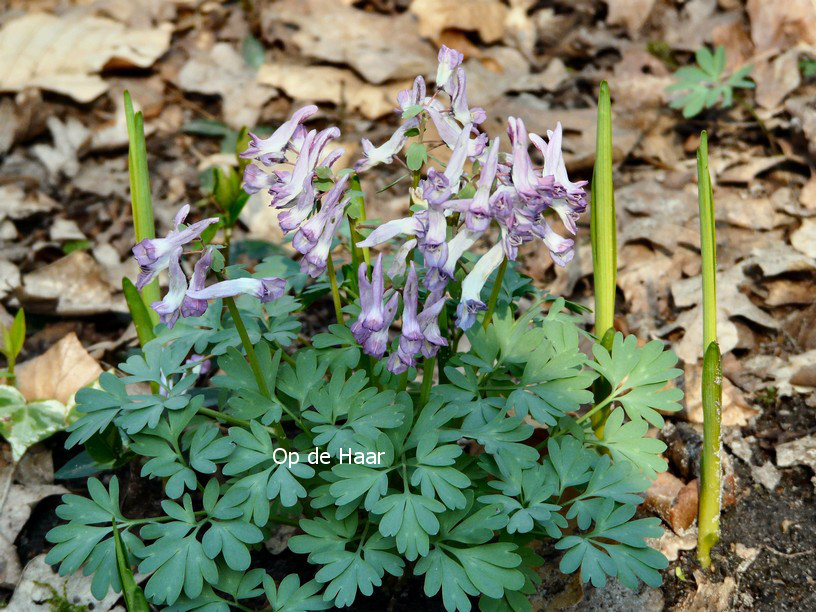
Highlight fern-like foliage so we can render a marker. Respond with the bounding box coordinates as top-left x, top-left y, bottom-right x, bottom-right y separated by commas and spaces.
48, 292, 680, 611
667, 46, 754, 118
